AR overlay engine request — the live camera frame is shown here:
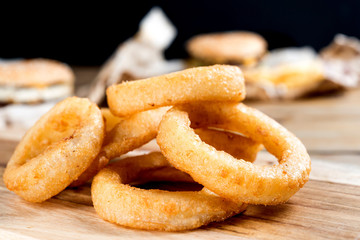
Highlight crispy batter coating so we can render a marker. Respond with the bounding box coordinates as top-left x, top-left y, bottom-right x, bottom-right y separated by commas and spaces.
91, 152, 247, 231
71, 108, 261, 187
157, 102, 311, 205
70, 107, 169, 187
3, 97, 104, 202
106, 65, 245, 117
